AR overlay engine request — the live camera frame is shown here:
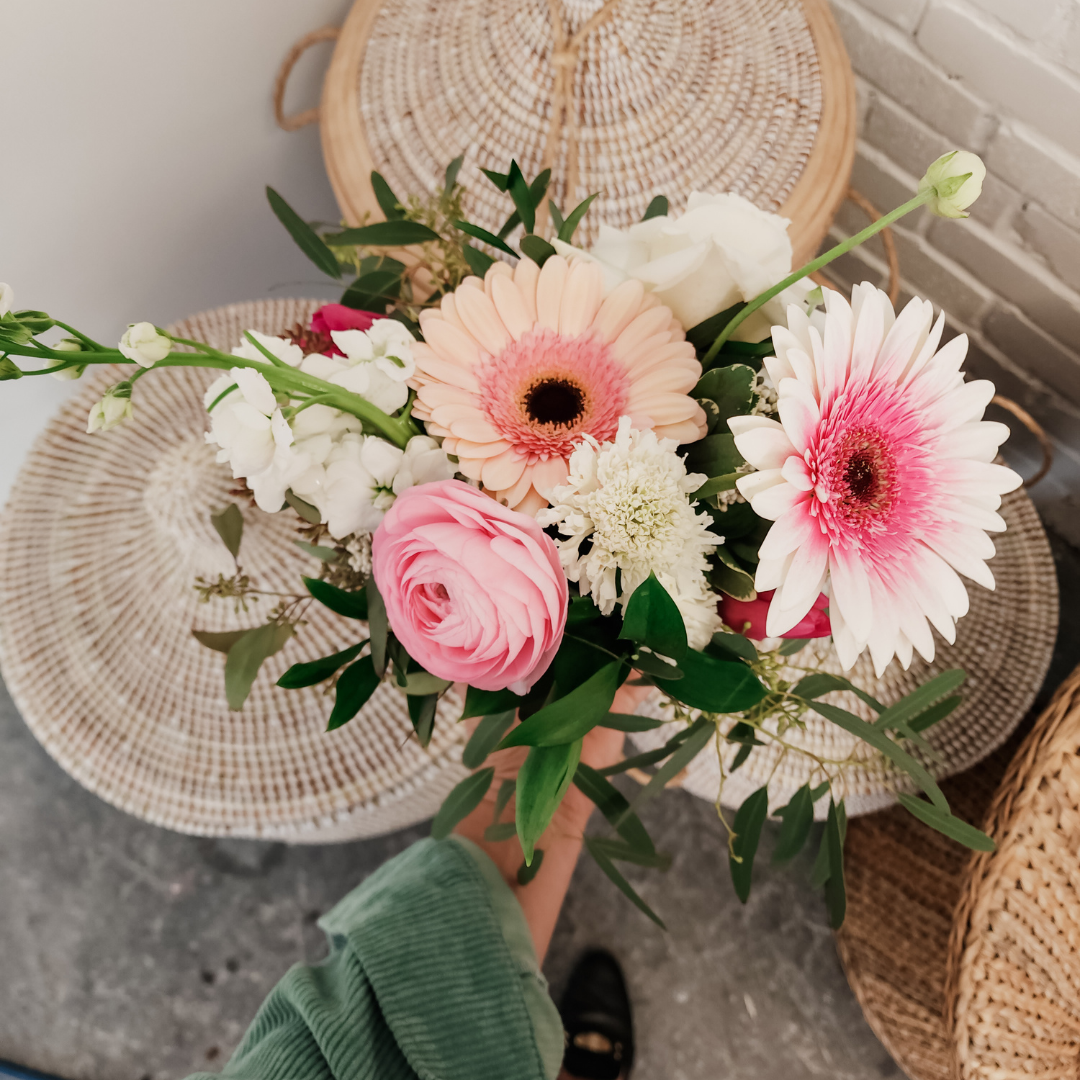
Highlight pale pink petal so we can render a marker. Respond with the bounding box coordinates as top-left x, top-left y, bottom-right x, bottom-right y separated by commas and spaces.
481, 448, 528, 491
514, 258, 540, 323
731, 419, 798, 471
776, 381, 820, 453
455, 284, 511, 355
750, 481, 808, 521
489, 273, 534, 341
829, 546, 874, 644
535, 255, 569, 331
559, 261, 603, 337
423, 319, 483, 369
594, 278, 647, 342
